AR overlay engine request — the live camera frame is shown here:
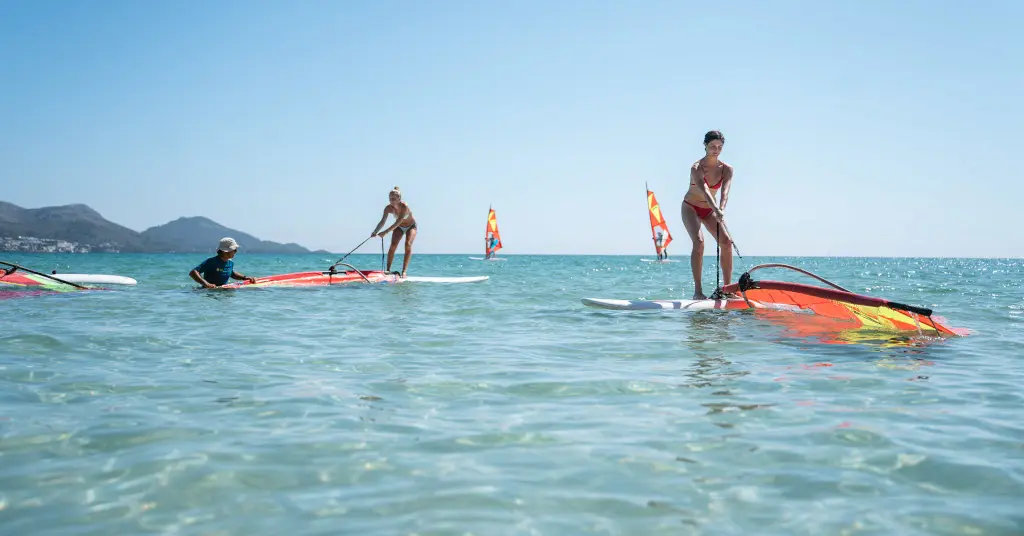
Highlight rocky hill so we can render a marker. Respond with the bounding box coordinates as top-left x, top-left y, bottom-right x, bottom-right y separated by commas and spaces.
0, 202, 323, 253
0, 201, 164, 251
141, 216, 314, 253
